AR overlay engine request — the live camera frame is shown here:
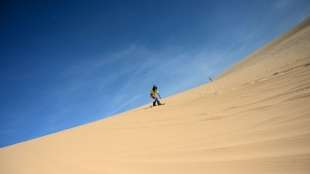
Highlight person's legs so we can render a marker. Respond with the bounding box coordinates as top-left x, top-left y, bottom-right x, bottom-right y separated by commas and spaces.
152, 97, 162, 106
153, 98, 160, 106
155, 98, 161, 105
